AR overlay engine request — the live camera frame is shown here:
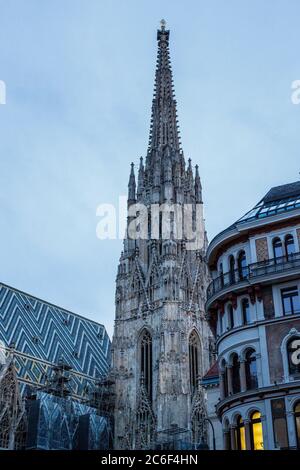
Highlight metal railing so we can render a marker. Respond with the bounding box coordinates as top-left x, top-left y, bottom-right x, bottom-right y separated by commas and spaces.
207, 251, 300, 300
